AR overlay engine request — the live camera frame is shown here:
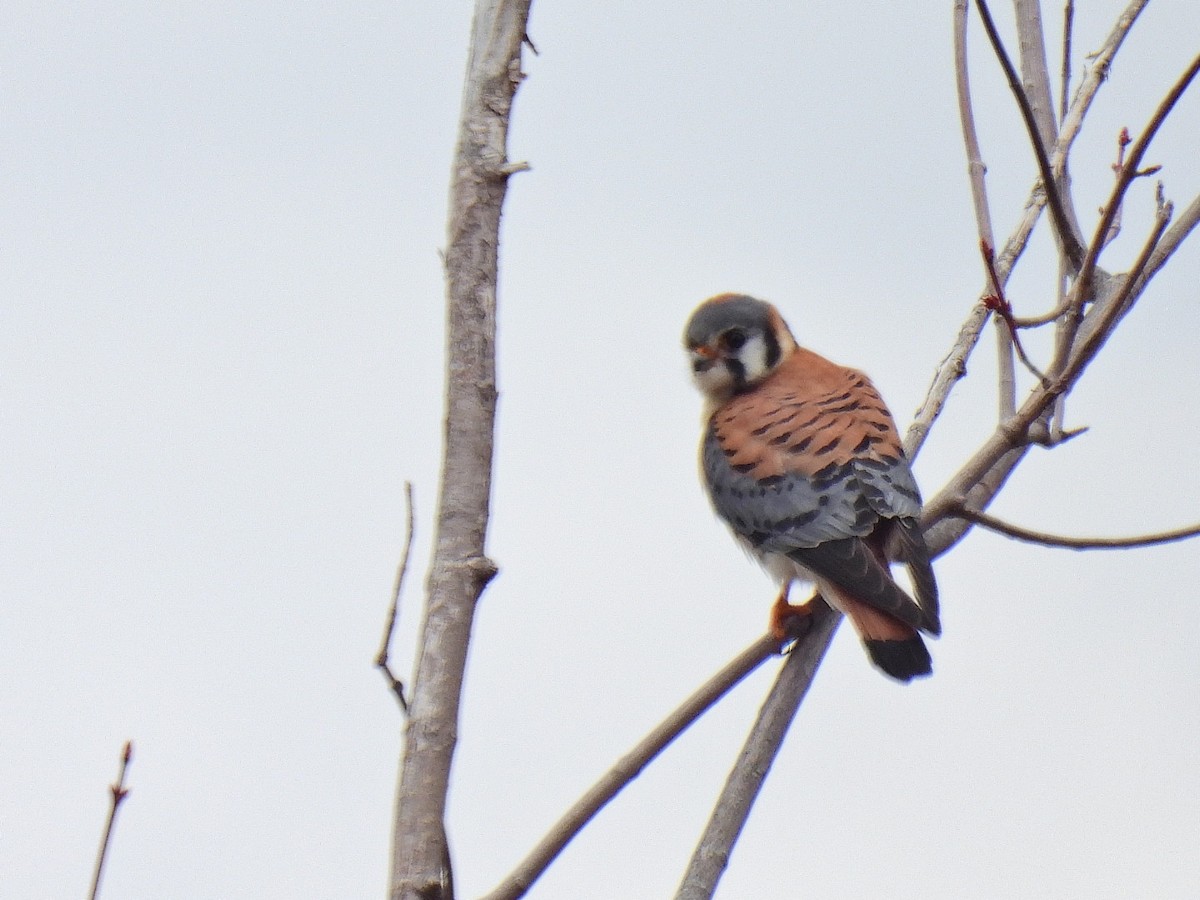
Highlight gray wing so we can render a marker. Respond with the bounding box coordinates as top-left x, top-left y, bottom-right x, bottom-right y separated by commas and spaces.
702, 416, 939, 635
